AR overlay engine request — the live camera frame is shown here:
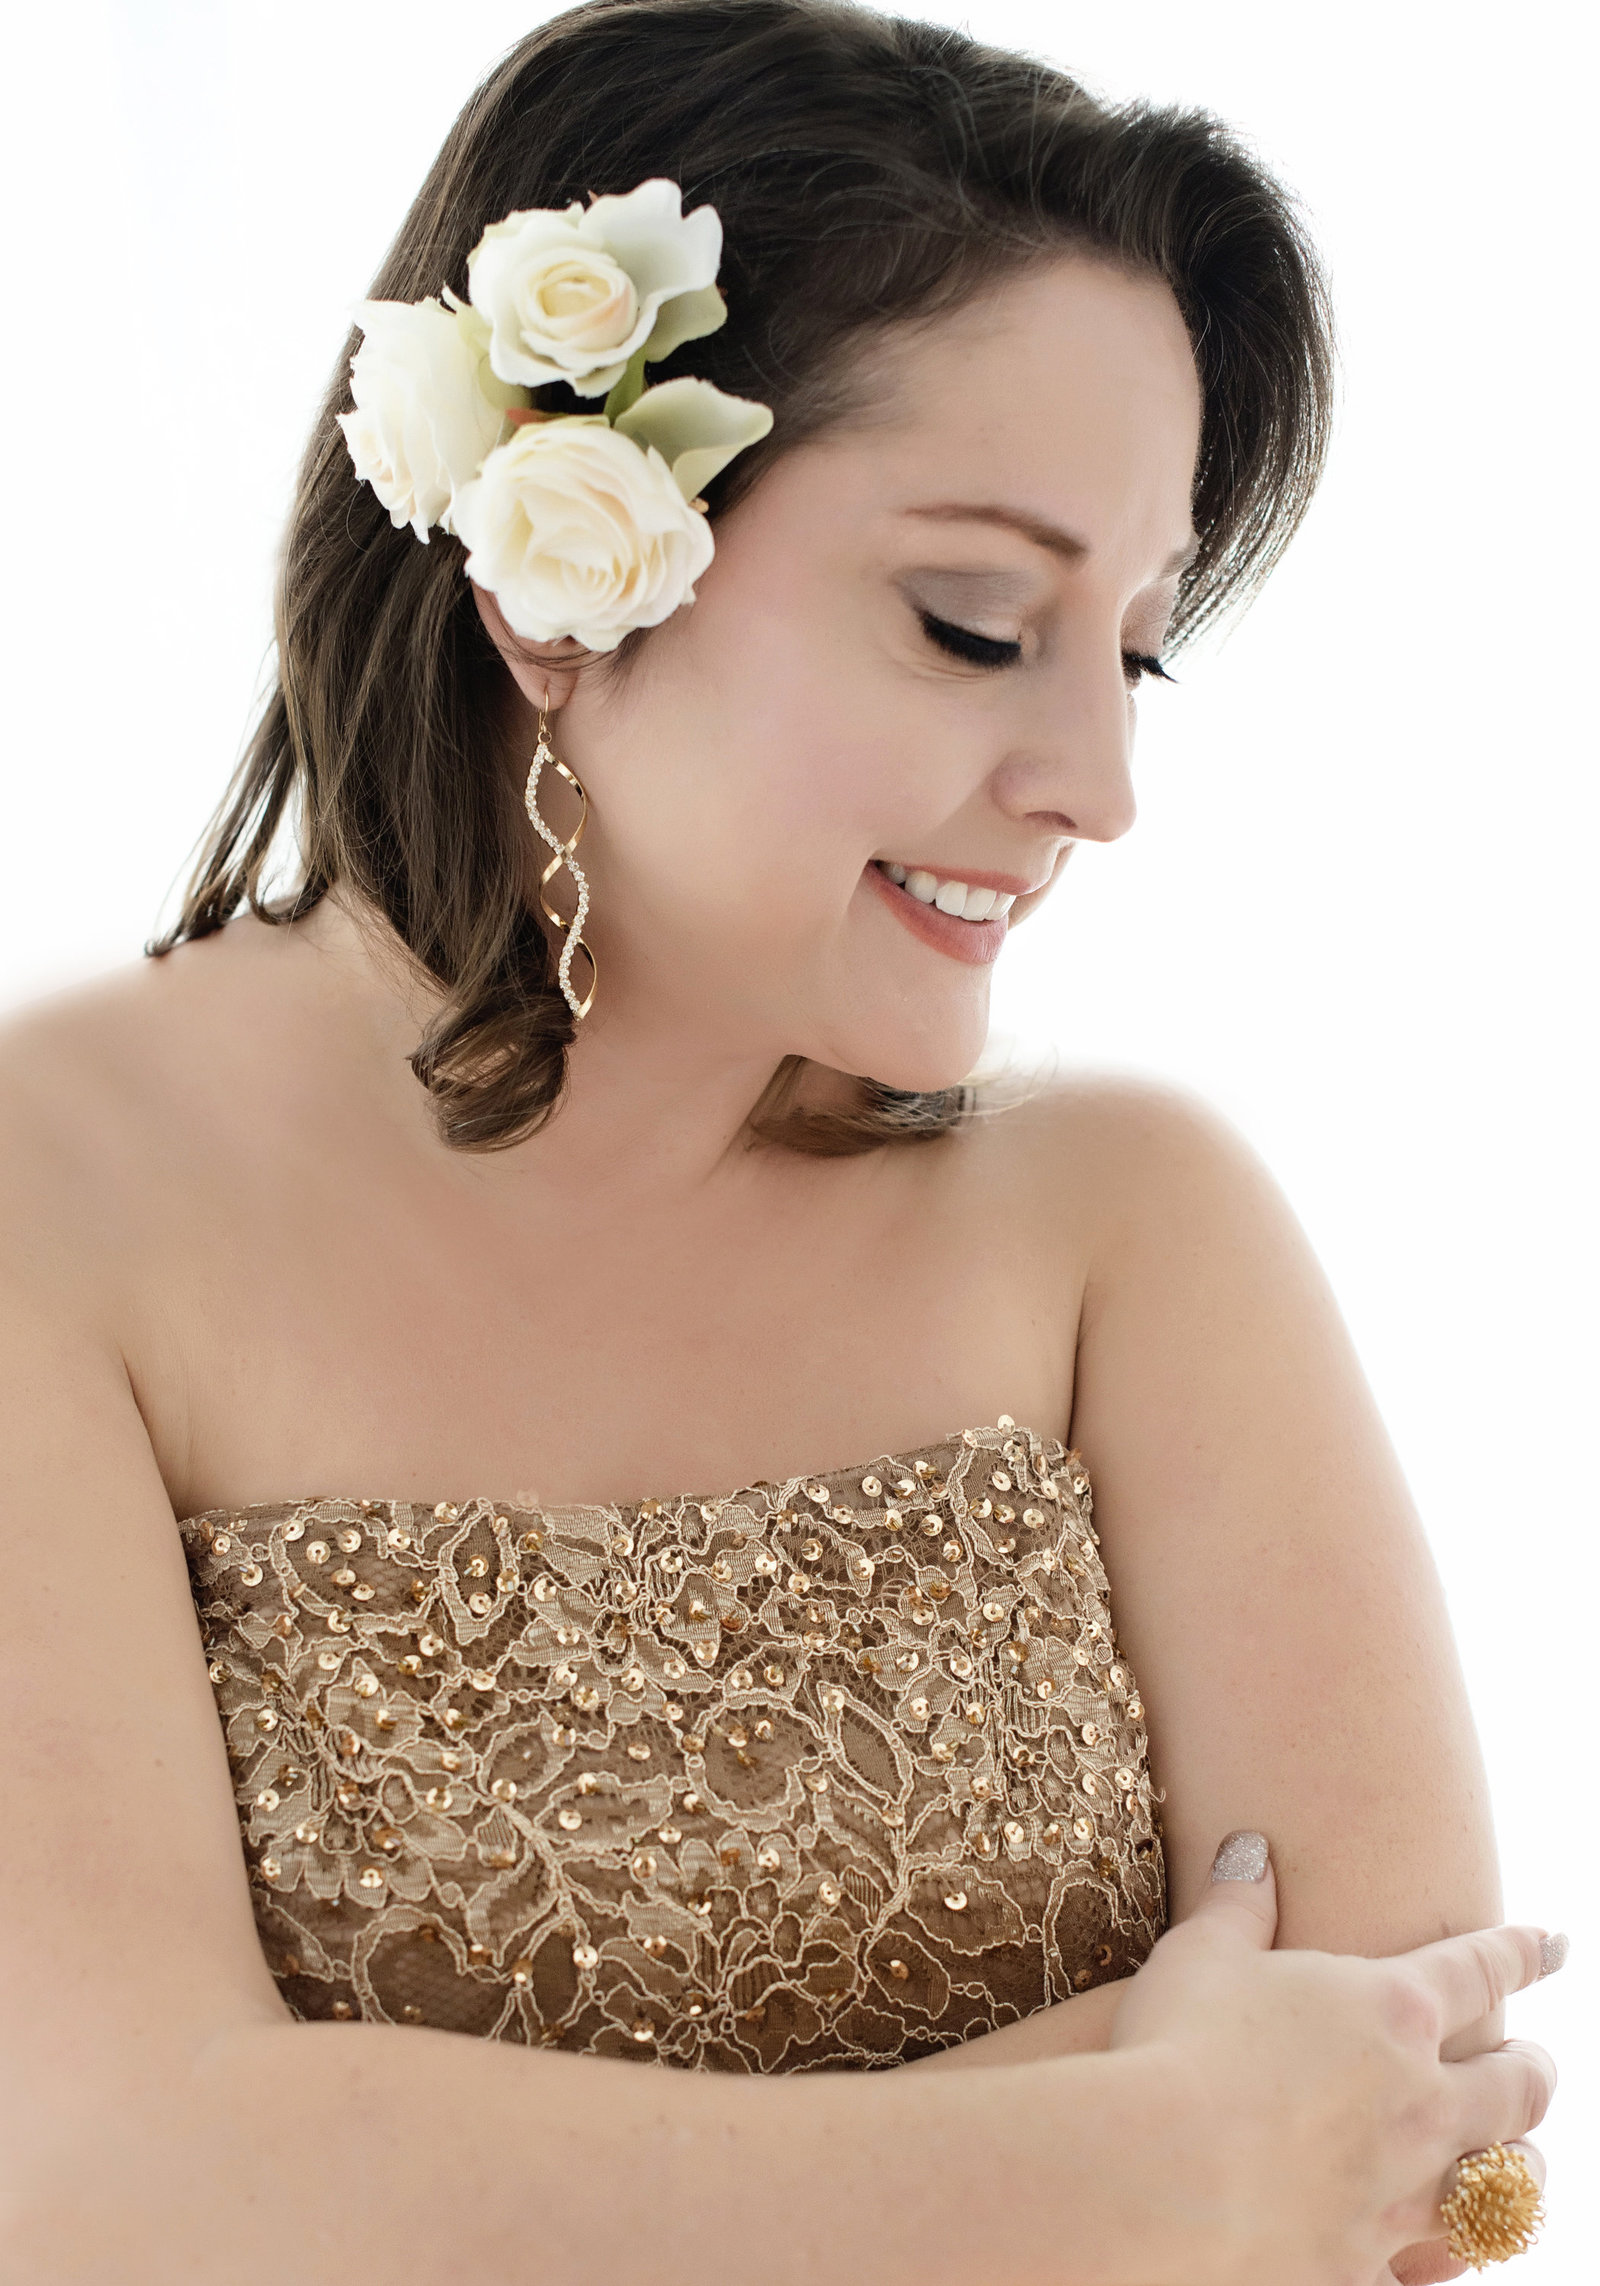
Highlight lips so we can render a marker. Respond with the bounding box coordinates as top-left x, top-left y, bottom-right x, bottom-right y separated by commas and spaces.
863, 860, 1010, 966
